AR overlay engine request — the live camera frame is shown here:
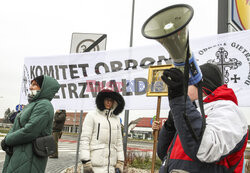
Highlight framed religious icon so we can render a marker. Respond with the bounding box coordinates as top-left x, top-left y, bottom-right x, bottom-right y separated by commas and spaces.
146, 64, 174, 96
